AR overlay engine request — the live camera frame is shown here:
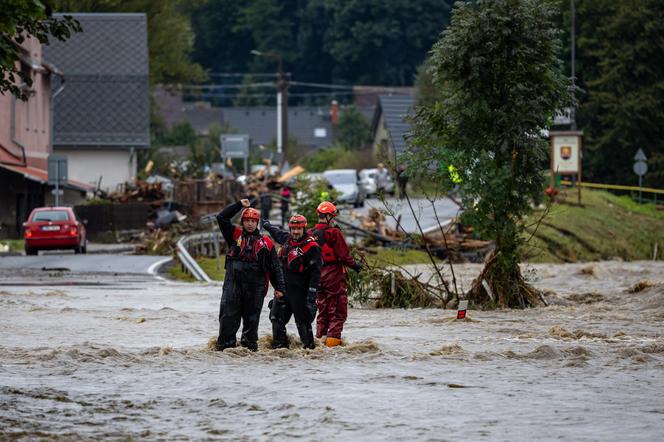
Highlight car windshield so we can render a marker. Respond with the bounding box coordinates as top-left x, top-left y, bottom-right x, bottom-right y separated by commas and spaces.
325, 172, 356, 185
32, 210, 70, 222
